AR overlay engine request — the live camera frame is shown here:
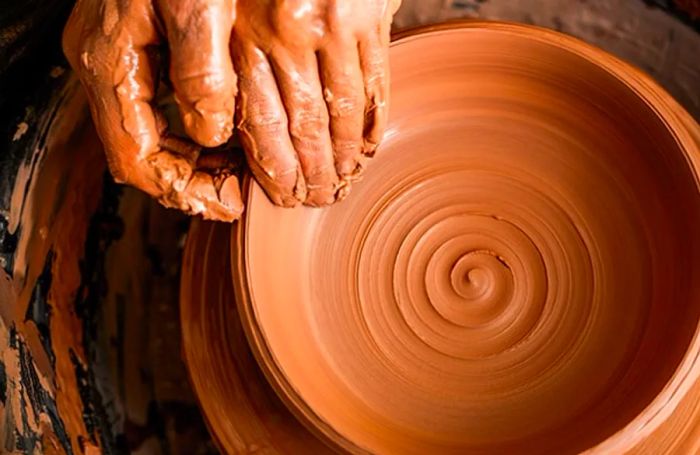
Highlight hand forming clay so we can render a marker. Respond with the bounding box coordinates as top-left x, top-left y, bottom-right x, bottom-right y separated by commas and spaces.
62, 0, 400, 221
